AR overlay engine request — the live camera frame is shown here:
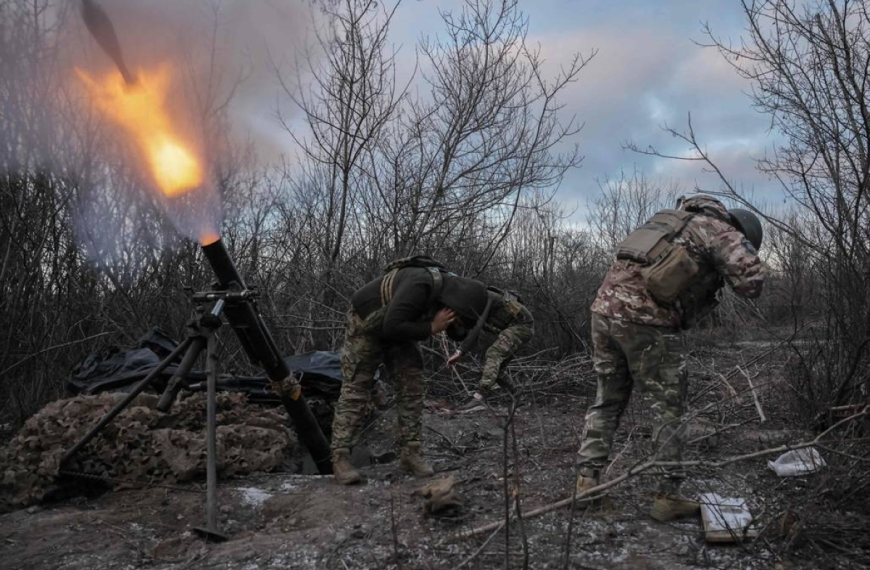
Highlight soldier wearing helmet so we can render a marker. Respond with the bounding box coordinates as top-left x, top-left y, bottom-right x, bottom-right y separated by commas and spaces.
331, 258, 488, 485
576, 195, 765, 520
